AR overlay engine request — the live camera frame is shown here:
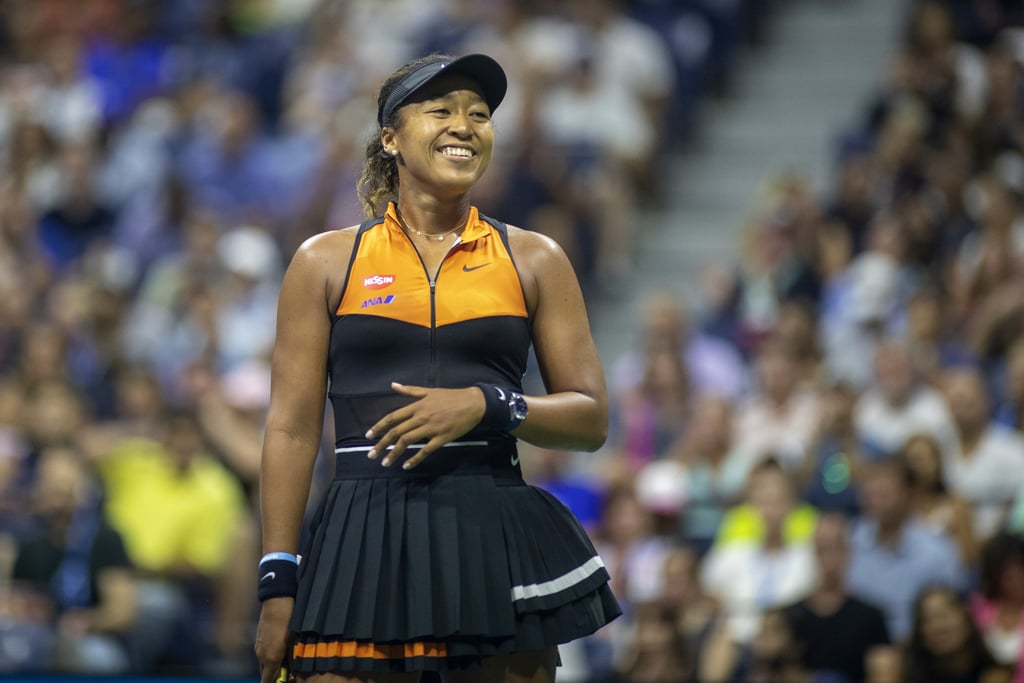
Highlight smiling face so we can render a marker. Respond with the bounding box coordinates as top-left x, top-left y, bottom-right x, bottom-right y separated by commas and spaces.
382, 74, 495, 199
